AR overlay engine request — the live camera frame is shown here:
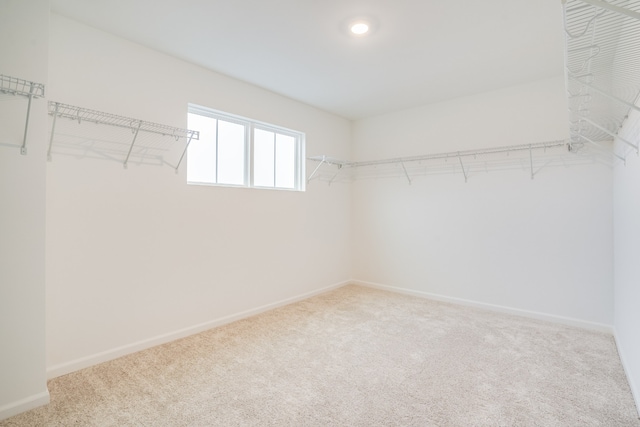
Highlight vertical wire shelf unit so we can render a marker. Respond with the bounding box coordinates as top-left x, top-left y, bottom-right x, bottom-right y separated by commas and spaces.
47, 102, 199, 171
0, 74, 46, 155
563, 0, 640, 160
